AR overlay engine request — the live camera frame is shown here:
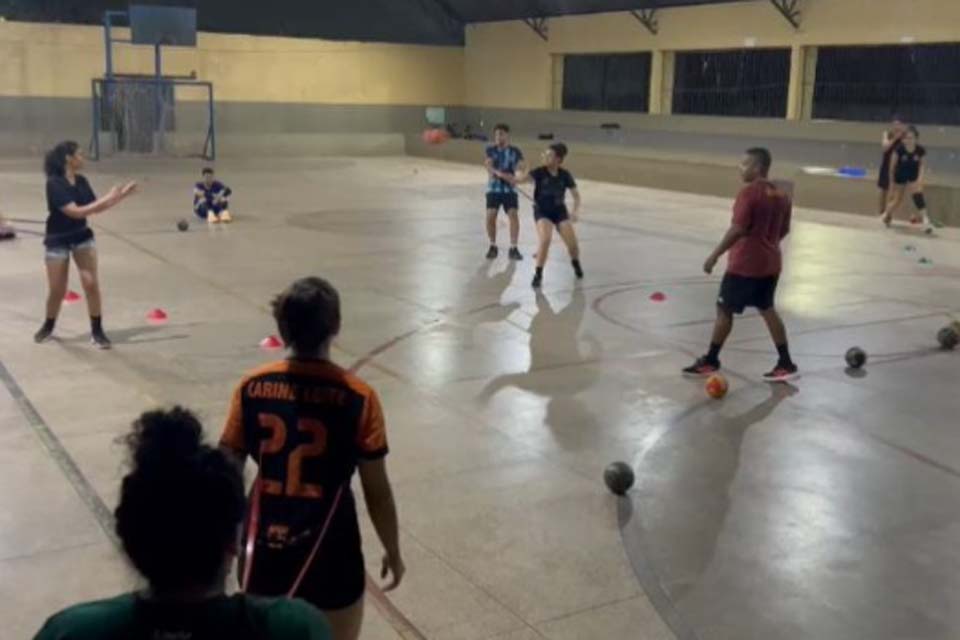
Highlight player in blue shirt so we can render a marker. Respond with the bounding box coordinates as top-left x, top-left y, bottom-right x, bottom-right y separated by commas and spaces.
483, 124, 525, 260
194, 167, 232, 224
